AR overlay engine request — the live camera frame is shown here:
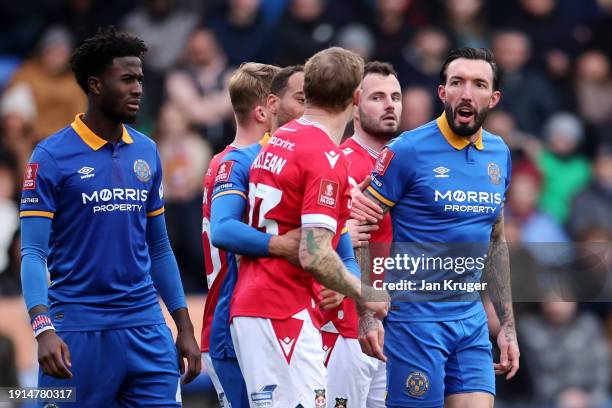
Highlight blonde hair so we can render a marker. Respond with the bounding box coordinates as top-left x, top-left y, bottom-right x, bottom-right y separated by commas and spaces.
304, 47, 364, 113
228, 62, 280, 125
